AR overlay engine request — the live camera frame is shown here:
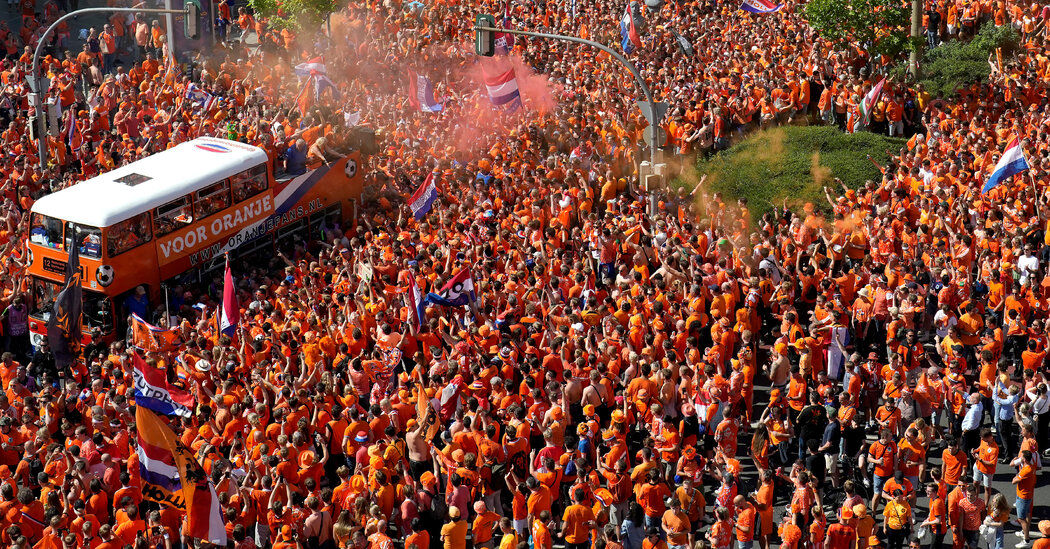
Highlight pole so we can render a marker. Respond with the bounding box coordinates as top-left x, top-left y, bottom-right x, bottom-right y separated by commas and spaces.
28, 7, 190, 169
476, 26, 658, 168
909, 0, 922, 79
163, 283, 170, 327
164, 0, 176, 61
475, 25, 661, 211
